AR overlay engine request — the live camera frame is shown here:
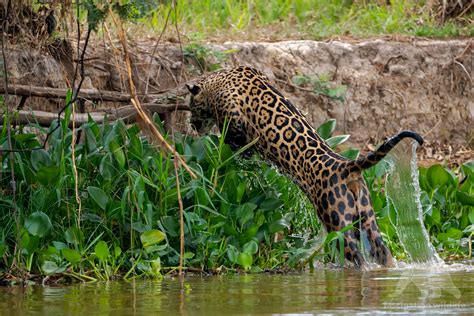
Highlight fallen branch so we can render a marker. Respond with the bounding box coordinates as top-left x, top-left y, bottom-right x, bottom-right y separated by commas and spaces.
0, 83, 178, 102
2, 103, 190, 126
